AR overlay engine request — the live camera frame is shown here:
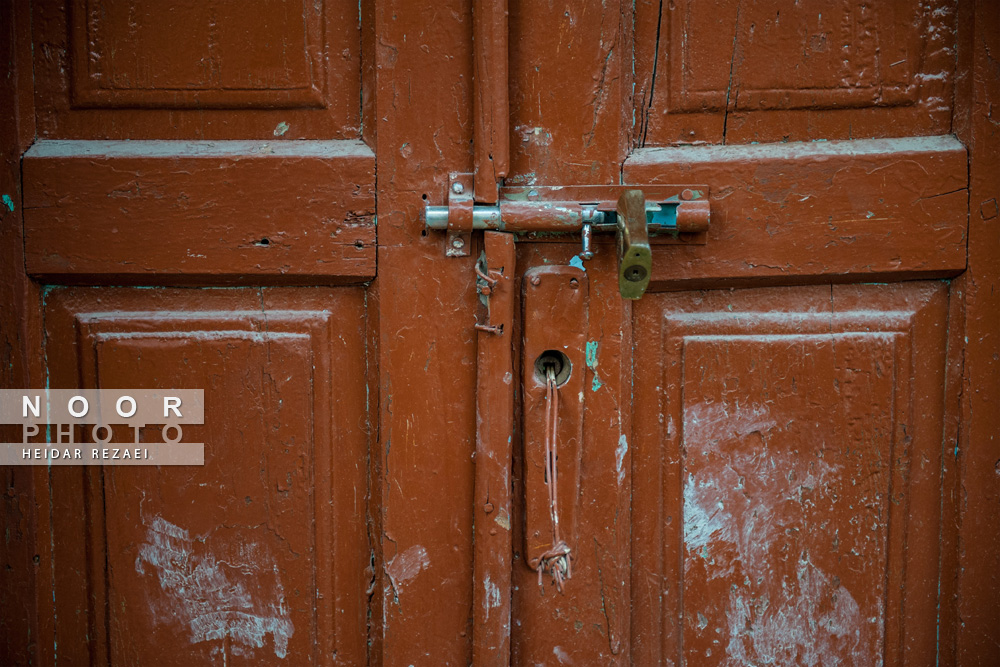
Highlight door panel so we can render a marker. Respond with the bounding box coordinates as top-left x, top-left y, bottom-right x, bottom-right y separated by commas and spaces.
19, 0, 376, 662
633, 0, 958, 145
22, 140, 375, 284
507, 0, 629, 185
32, 0, 364, 139
39, 287, 371, 665
625, 136, 968, 289
633, 283, 951, 666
